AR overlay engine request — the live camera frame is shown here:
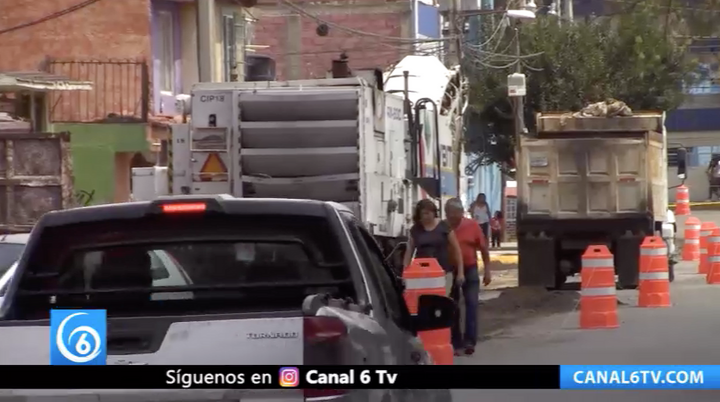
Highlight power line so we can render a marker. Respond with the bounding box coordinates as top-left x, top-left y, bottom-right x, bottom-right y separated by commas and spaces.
0, 0, 103, 36
279, 0, 453, 44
